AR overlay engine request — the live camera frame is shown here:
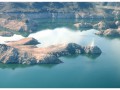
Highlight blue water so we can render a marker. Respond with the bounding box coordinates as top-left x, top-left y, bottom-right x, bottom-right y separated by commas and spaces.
0, 22, 120, 88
